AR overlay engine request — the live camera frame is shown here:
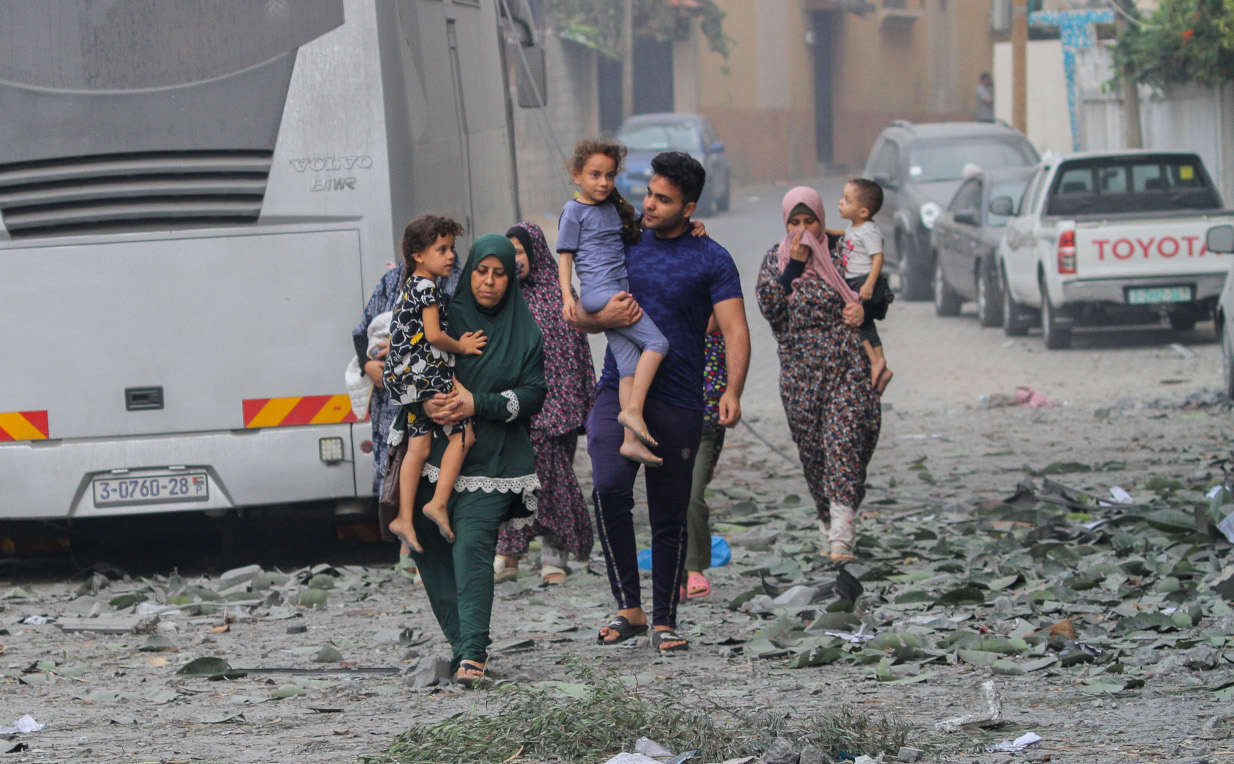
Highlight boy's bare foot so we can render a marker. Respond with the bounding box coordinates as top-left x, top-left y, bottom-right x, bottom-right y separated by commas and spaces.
388, 518, 422, 553
422, 501, 455, 543
617, 410, 658, 447
620, 438, 663, 467
876, 367, 894, 394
